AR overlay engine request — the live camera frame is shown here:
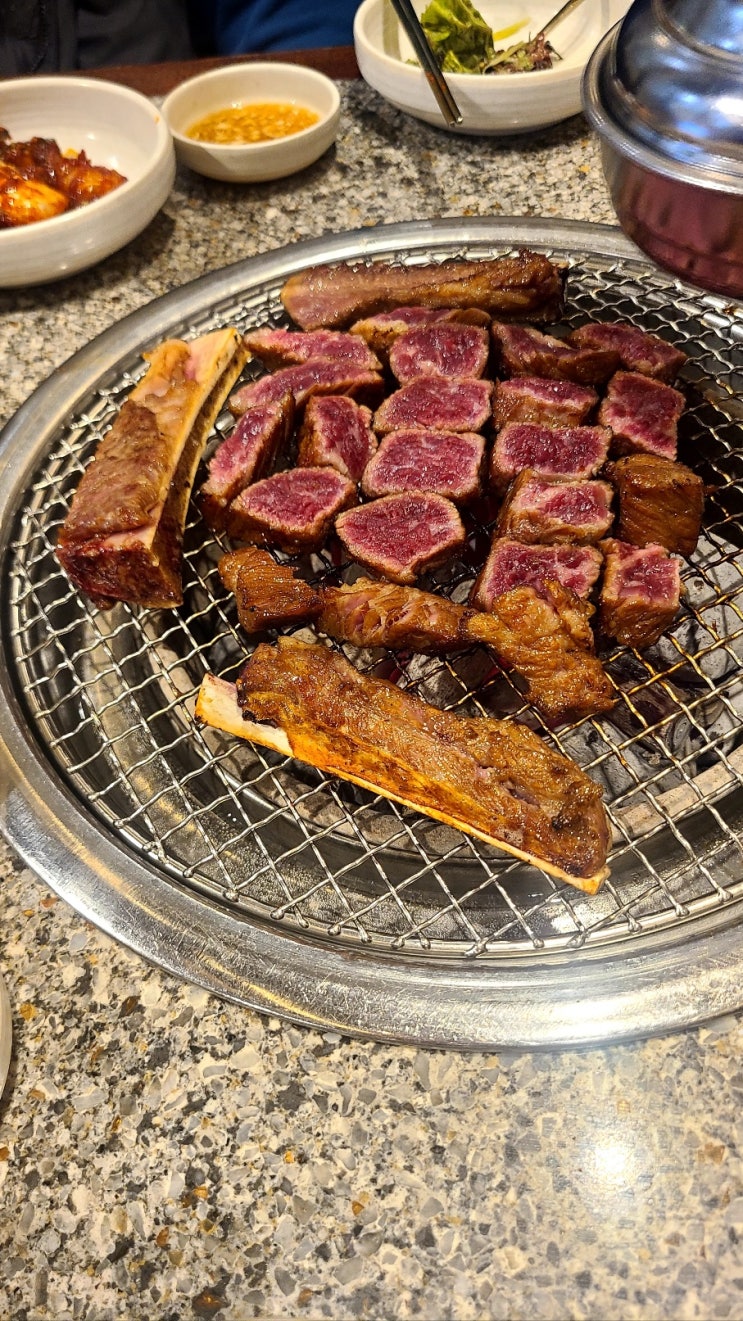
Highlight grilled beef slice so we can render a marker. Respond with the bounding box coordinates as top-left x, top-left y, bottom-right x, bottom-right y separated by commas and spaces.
569, 321, 687, 383
471, 538, 603, 609
226, 466, 356, 552
491, 321, 619, 385
607, 452, 705, 557
335, 492, 466, 584
219, 545, 322, 632
350, 306, 491, 361
497, 471, 615, 545
56, 328, 248, 609
199, 394, 294, 530
373, 376, 493, 435
243, 326, 381, 371
297, 395, 377, 483
388, 321, 490, 383
492, 376, 597, 430
229, 359, 386, 417
196, 637, 611, 890
598, 538, 682, 649
490, 422, 611, 493
598, 370, 685, 460
280, 250, 565, 331
317, 577, 614, 724
361, 429, 486, 503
